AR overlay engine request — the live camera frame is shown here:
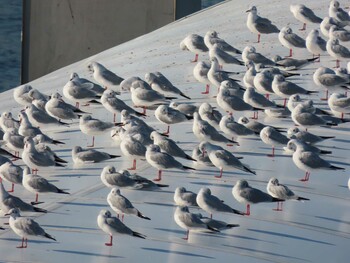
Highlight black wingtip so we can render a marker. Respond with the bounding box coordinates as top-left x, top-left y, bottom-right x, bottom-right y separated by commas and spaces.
297, 196, 310, 201
183, 165, 196, 171
165, 96, 177, 100
57, 188, 70, 194
207, 225, 220, 233
44, 233, 56, 241
133, 231, 146, 239
156, 183, 169, 187
330, 165, 345, 170
109, 154, 121, 159
243, 166, 256, 175
320, 136, 335, 140
233, 209, 245, 216
59, 120, 70, 126
138, 211, 151, 220
320, 150, 332, 154
34, 207, 47, 213
52, 139, 65, 145
54, 156, 68, 163
186, 154, 197, 161
180, 92, 191, 100
272, 197, 285, 203
227, 224, 240, 228
135, 111, 147, 117
307, 57, 319, 62
185, 115, 193, 120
